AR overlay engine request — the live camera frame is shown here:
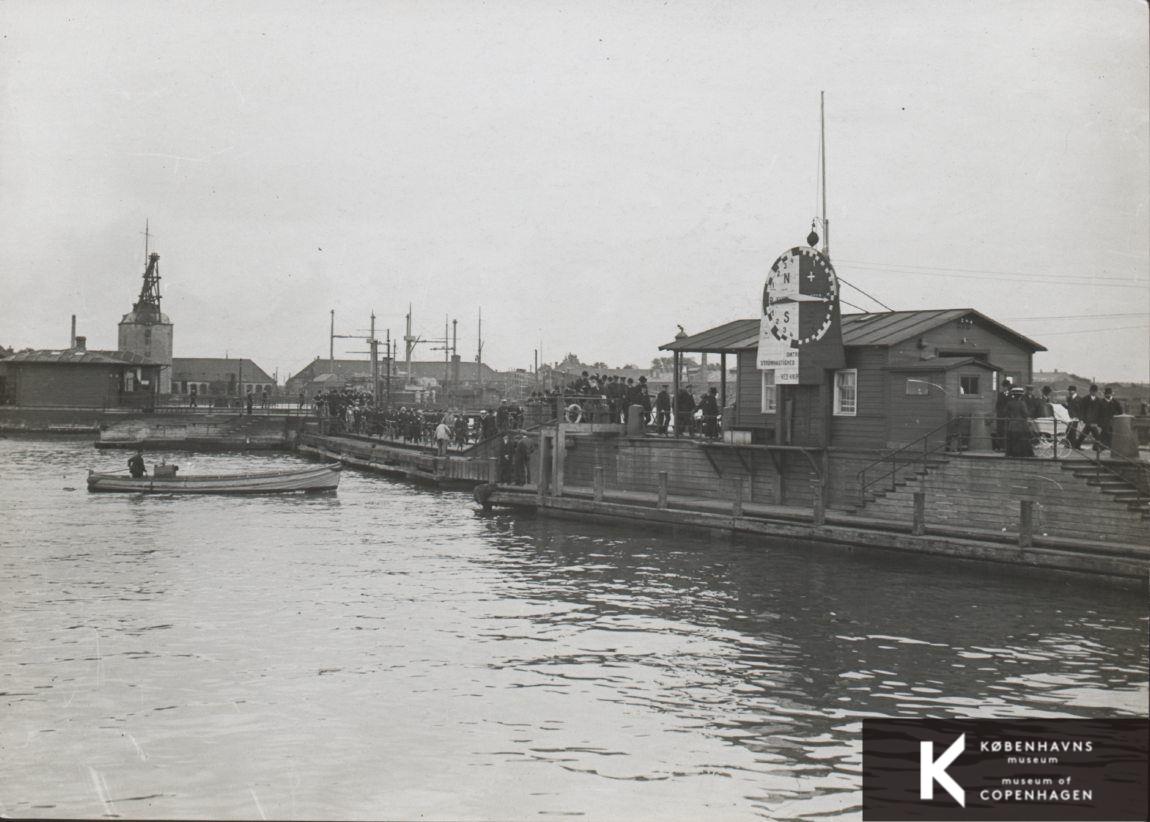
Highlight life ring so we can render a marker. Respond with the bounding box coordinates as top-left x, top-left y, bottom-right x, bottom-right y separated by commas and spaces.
565, 403, 583, 423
